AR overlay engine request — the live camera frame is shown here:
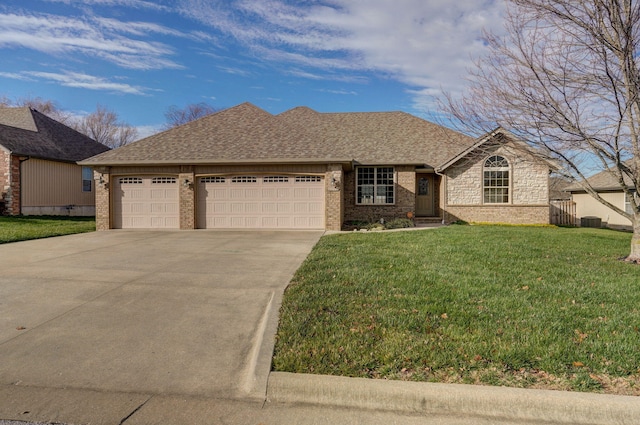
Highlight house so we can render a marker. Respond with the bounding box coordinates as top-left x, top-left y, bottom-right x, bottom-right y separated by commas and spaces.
568, 169, 636, 230
79, 102, 551, 231
0, 107, 110, 216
